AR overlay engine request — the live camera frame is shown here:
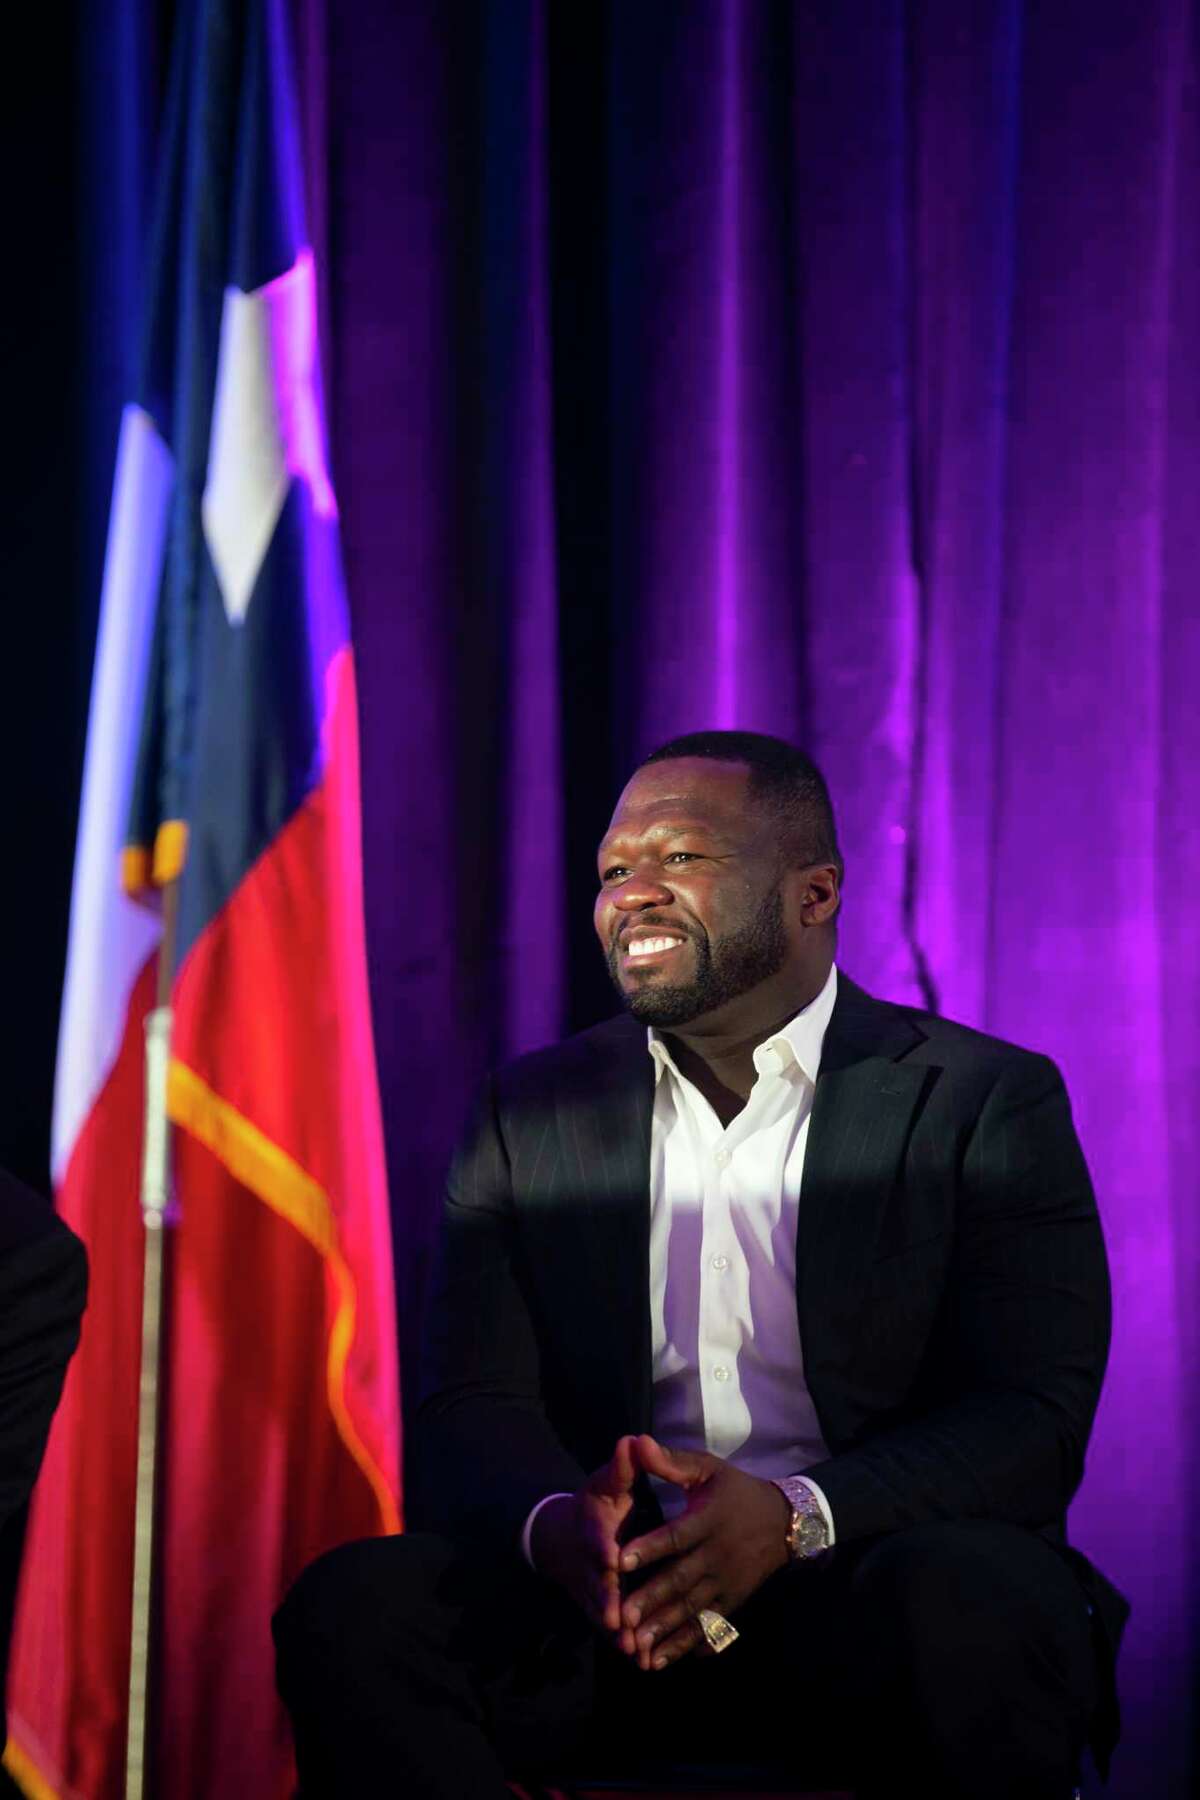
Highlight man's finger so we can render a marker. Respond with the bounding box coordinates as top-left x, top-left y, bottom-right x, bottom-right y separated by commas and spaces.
621, 1546, 709, 1630
647, 1616, 707, 1671
633, 1577, 720, 1671
619, 1507, 706, 1574
582, 1499, 629, 1571
633, 1434, 710, 1487
584, 1566, 622, 1634
590, 1435, 640, 1500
